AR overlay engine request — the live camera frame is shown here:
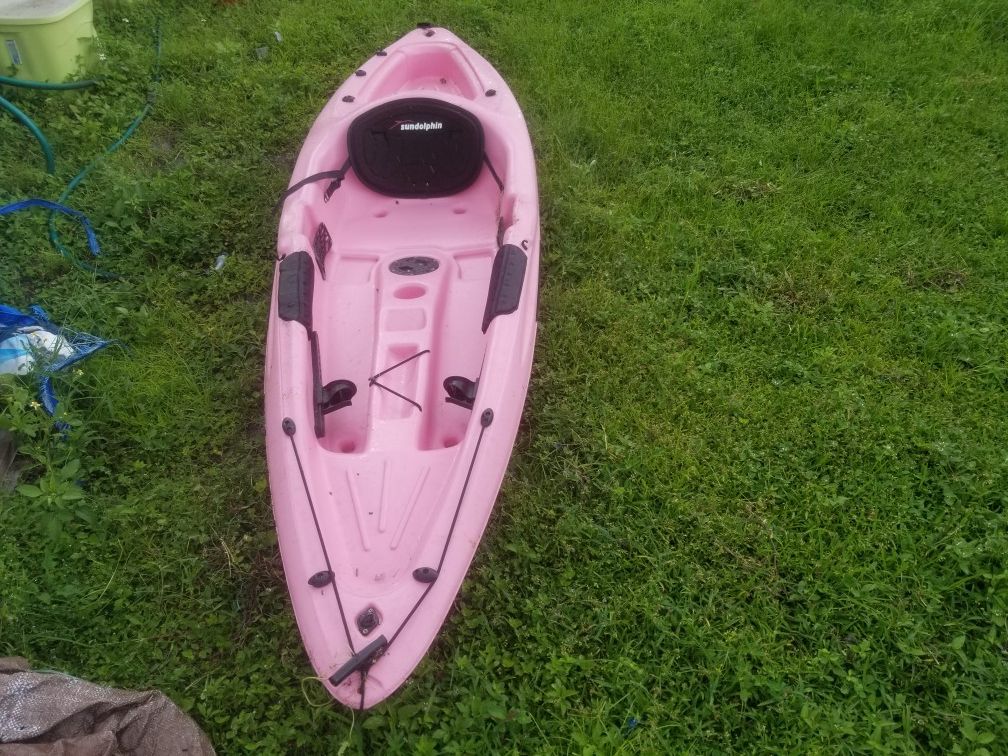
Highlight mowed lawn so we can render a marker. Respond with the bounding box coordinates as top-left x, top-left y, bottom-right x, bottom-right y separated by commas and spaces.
2, 0, 1007, 752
